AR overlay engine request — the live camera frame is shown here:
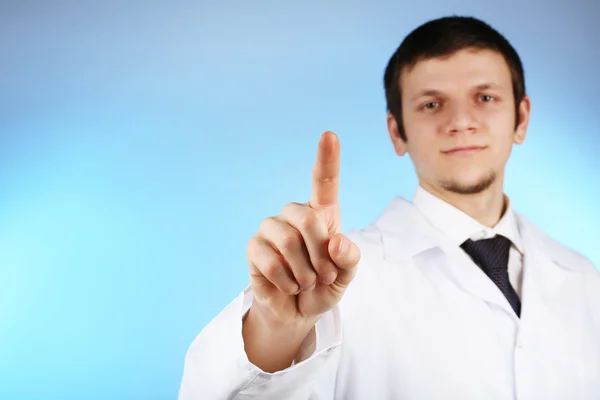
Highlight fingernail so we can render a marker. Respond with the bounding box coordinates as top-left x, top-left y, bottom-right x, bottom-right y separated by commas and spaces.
321, 271, 337, 285
338, 237, 349, 257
